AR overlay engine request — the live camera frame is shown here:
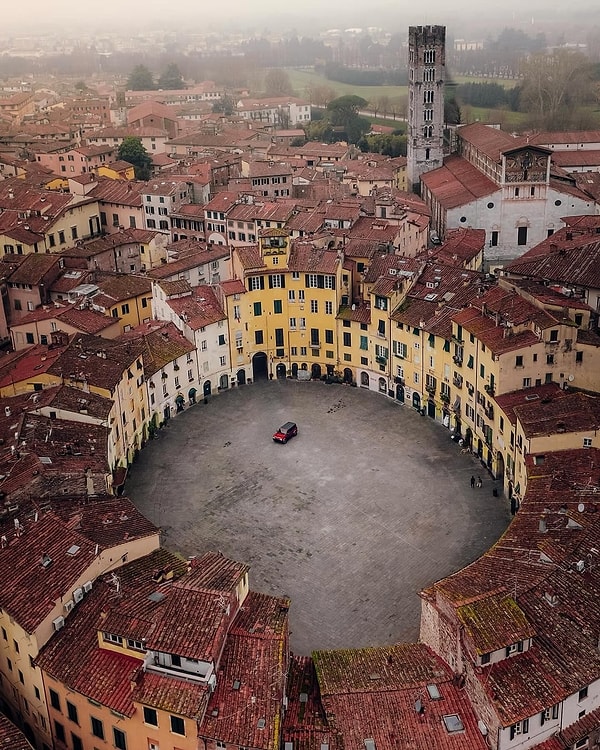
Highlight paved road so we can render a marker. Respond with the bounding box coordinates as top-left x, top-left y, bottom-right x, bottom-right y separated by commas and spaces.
125, 379, 511, 655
